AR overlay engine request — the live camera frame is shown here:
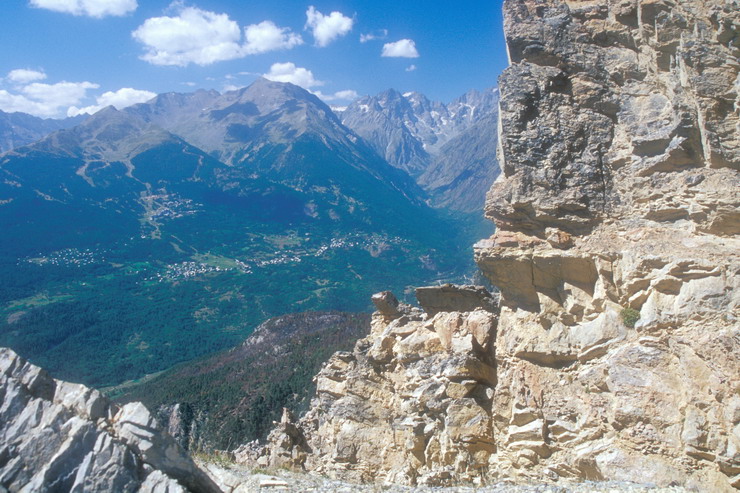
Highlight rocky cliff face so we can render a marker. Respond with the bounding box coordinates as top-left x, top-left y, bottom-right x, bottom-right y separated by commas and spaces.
0, 348, 221, 492
472, 0, 739, 489
238, 0, 739, 490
